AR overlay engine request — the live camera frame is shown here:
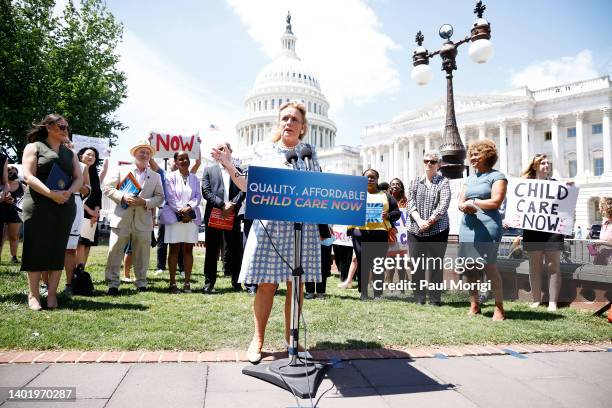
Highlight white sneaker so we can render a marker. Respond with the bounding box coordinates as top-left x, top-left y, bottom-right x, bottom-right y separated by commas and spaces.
154, 269, 164, 276
179, 271, 185, 278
